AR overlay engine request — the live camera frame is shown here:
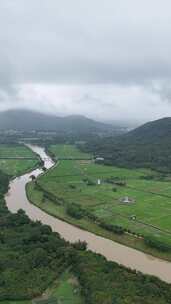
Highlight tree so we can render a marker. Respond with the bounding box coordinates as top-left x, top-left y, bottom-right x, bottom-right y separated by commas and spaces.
30, 174, 36, 181
73, 240, 87, 251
